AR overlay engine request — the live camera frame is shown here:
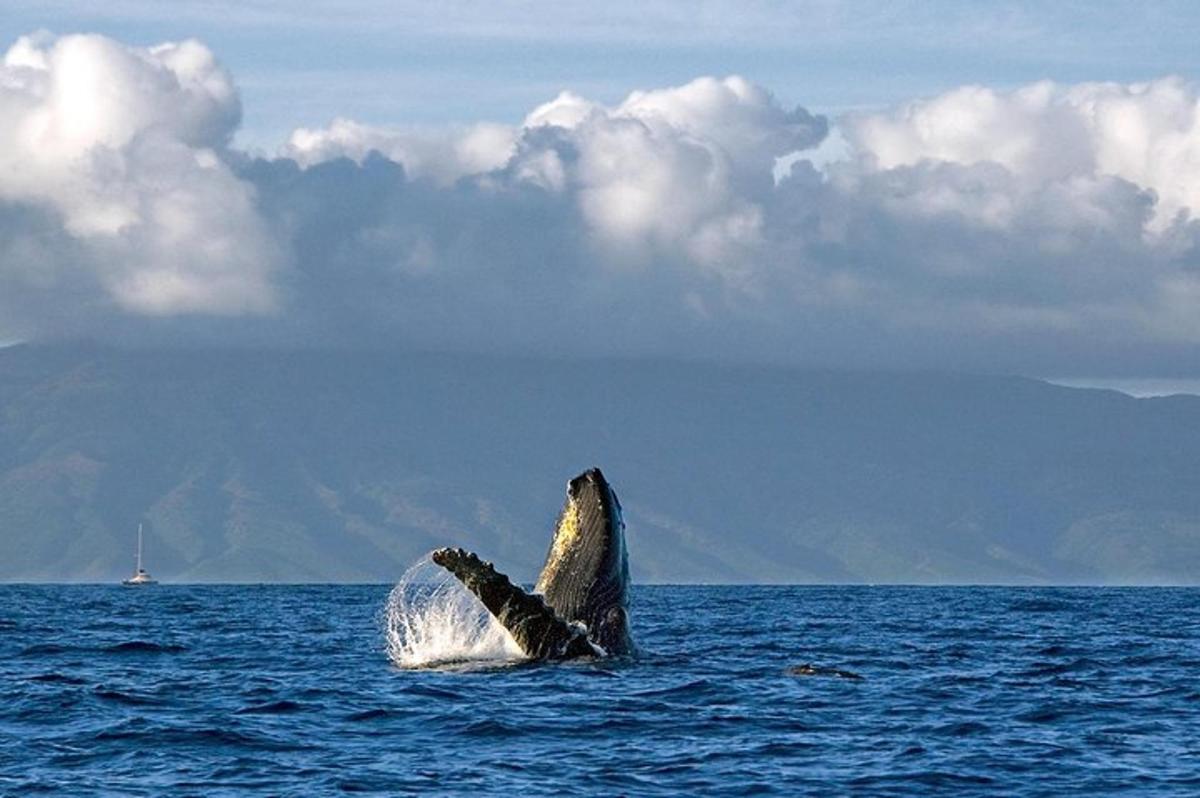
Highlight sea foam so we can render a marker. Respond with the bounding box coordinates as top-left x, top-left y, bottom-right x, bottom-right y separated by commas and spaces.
384, 555, 525, 669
